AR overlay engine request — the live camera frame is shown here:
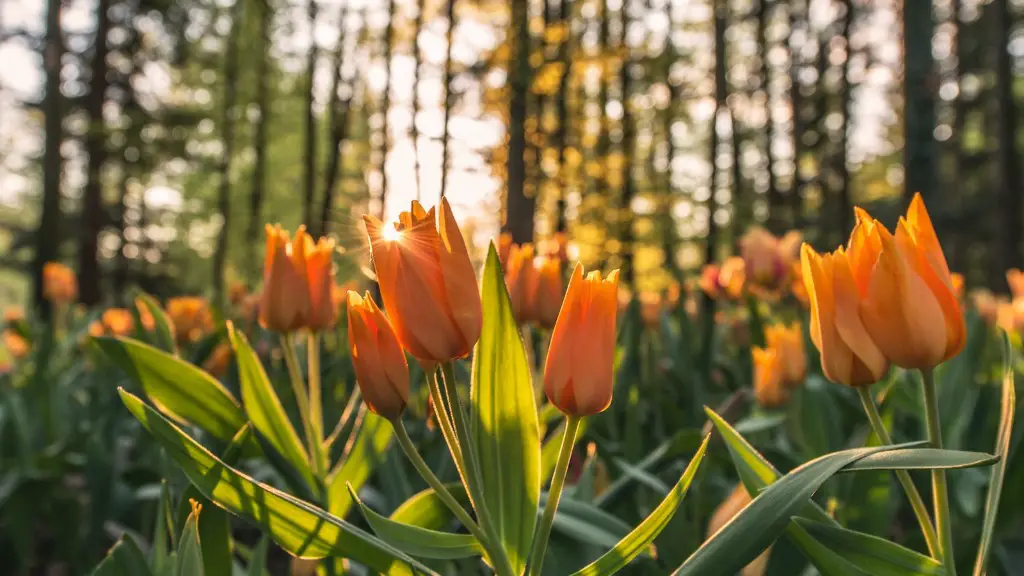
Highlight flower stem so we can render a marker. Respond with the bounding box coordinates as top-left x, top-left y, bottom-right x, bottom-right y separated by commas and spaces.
856, 386, 939, 557
528, 415, 581, 576
307, 332, 327, 474
922, 368, 956, 574
280, 334, 321, 479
